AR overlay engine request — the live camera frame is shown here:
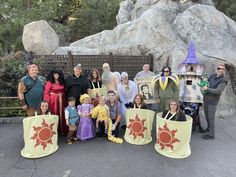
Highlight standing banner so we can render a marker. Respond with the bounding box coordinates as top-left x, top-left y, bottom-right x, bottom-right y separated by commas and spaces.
155, 113, 192, 158
89, 87, 107, 99
134, 76, 157, 104
21, 115, 59, 158
89, 87, 107, 106
124, 109, 155, 145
